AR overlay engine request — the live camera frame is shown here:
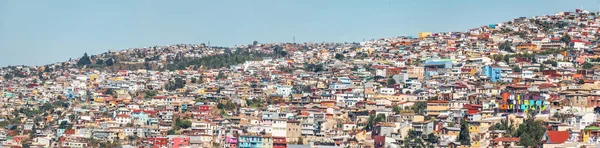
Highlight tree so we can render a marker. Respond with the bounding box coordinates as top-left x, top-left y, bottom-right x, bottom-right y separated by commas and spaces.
364, 114, 386, 130
334, 53, 345, 60
77, 53, 92, 66
458, 119, 470, 145
375, 114, 386, 122
59, 121, 68, 129
176, 119, 192, 129
560, 34, 571, 45
515, 114, 546, 147
96, 59, 104, 65
105, 58, 115, 66
503, 56, 511, 64
387, 78, 396, 86
512, 66, 521, 72
393, 105, 402, 114
167, 129, 176, 135
583, 62, 594, 69
579, 79, 585, 84
412, 102, 427, 114
297, 137, 303, 145
595, 107, 600, 114
425, 133, 439, 144
253, 41, 259, 46
499, 41, 513, 52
